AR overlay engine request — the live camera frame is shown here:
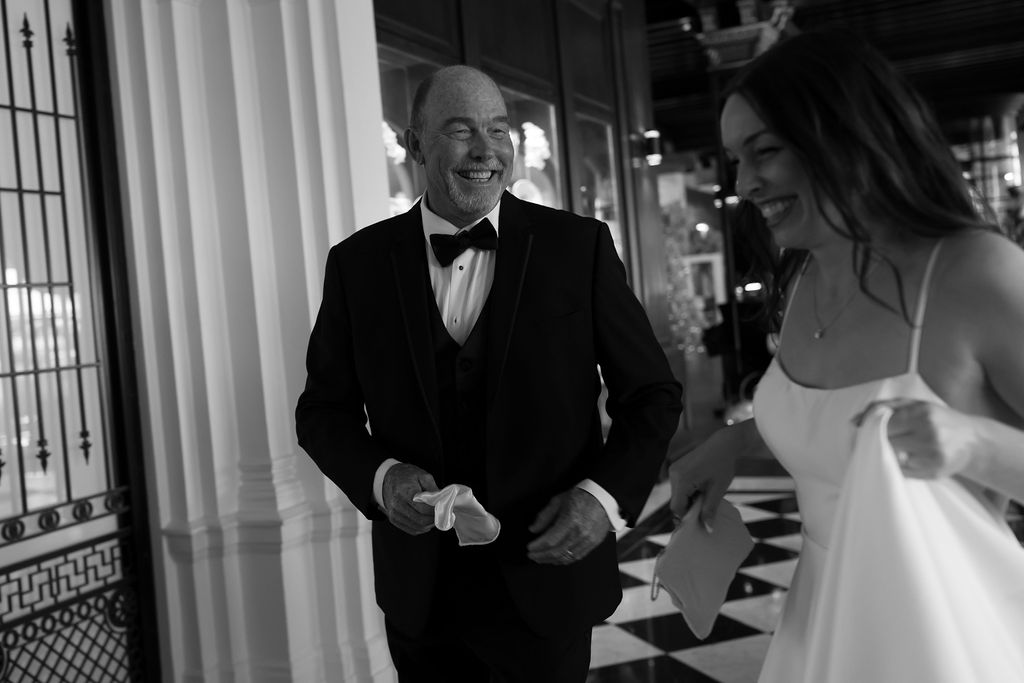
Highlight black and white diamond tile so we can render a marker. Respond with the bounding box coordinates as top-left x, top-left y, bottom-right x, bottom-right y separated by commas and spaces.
589, 479, 1024, 682
587, 477, 799, 682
